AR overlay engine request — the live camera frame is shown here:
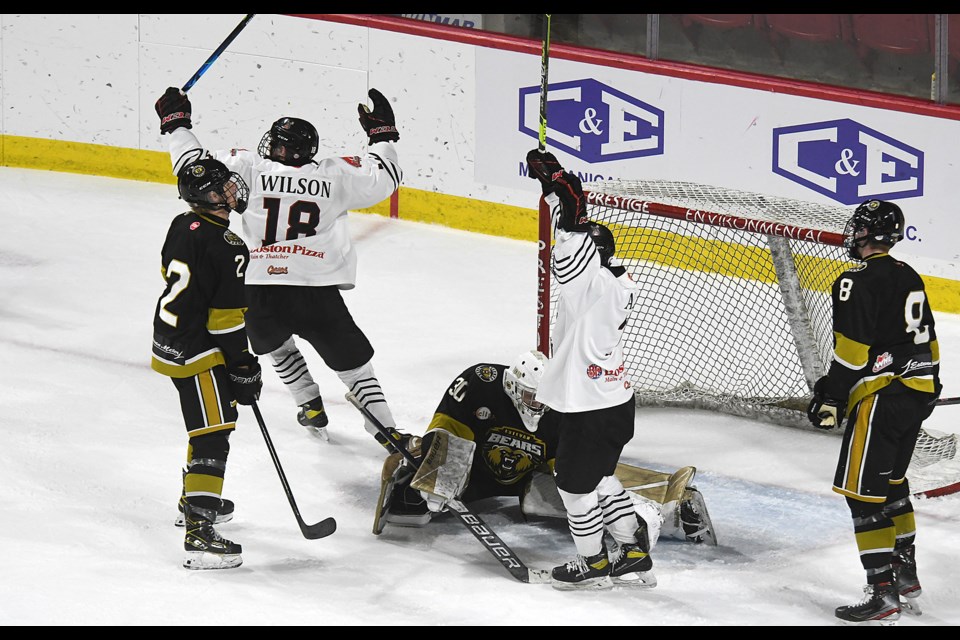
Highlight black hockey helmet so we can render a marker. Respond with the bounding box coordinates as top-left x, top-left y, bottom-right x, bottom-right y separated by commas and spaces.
258, 116, 319, 166
844, 199, 904, 260
177, 158, 249, 214
588, 222, 616, 267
